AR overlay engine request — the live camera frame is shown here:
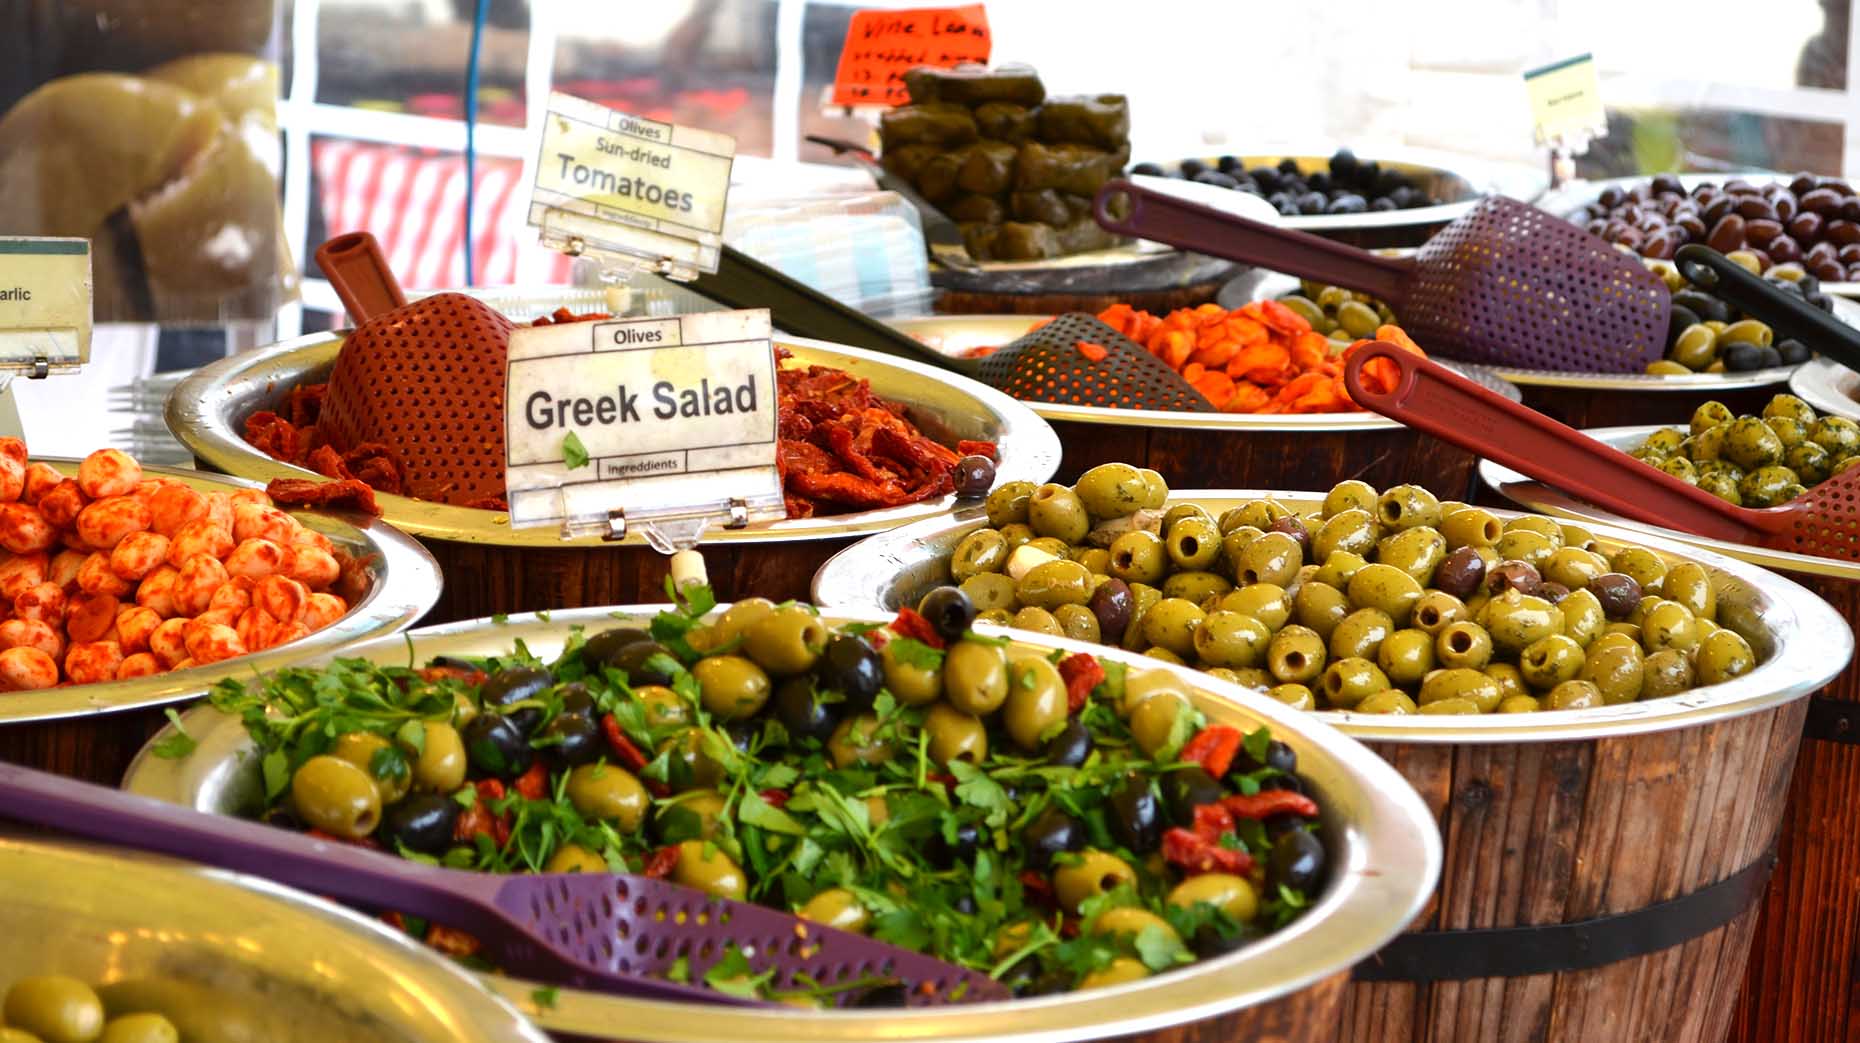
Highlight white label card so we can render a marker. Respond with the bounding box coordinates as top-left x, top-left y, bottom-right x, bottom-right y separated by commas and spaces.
503, 309, 784, 532
0, 238, 90, 369
1523, 53, 1607, 149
